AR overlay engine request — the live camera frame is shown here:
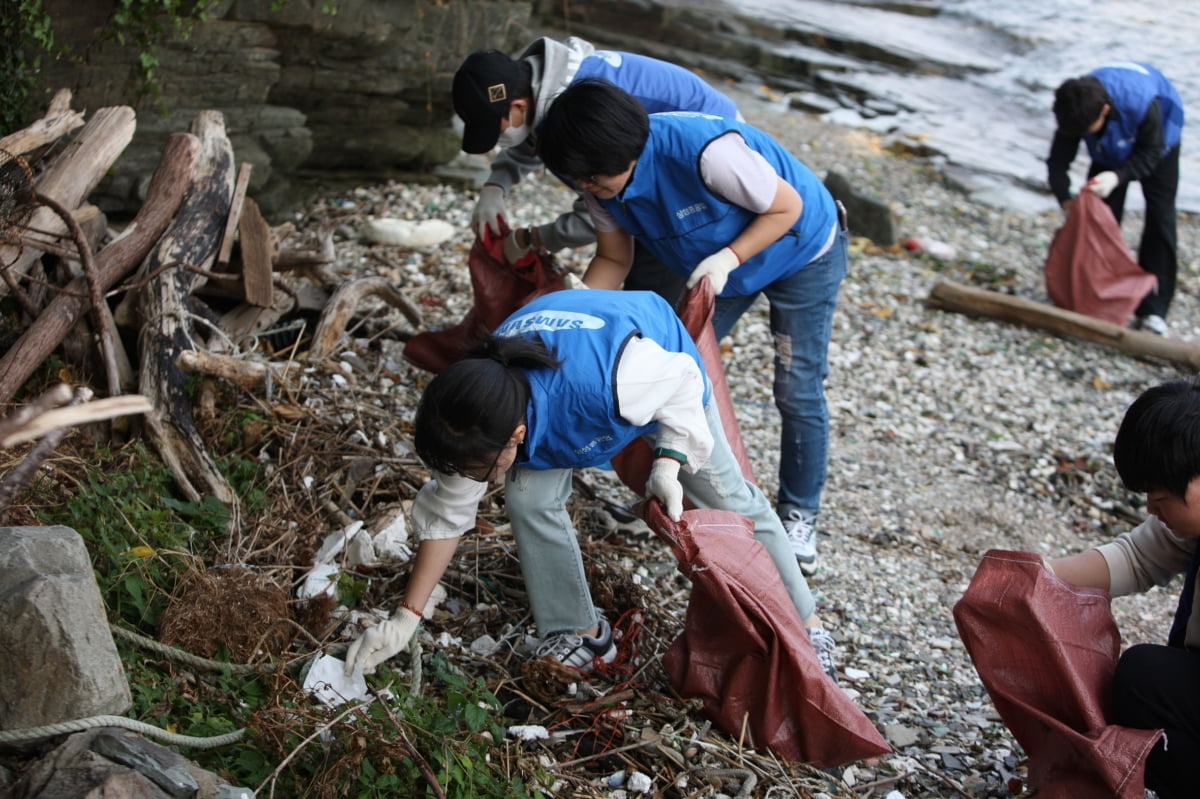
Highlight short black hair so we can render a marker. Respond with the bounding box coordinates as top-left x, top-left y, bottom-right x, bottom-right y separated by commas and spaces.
413, 333, 559, 476
1053, 76, 1110, 137
1113, 379, 1200, 498
538, 79, 650, 180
